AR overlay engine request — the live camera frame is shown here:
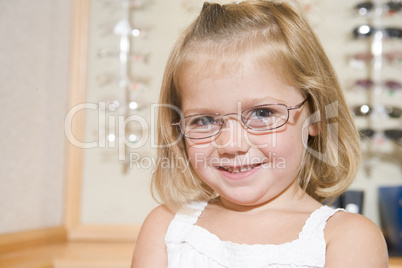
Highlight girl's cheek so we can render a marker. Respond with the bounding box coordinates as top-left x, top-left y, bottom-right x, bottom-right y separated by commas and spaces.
186, 143, 214, 158
260, 132, 304, 158
186, 144, 213, 165
246, 132, 283, 150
